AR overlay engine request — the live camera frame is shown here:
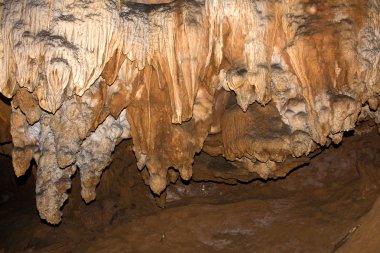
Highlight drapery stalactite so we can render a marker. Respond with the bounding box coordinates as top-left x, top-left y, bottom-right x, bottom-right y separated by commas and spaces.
0, 0, 378, 224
